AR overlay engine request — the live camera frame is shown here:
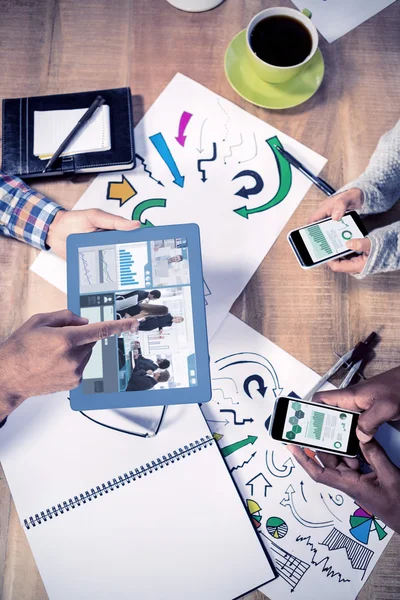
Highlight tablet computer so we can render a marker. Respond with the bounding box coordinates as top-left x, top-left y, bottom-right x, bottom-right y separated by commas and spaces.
67, 224, 211, 411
